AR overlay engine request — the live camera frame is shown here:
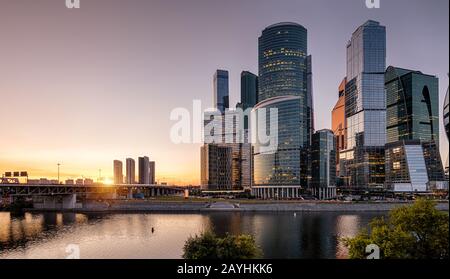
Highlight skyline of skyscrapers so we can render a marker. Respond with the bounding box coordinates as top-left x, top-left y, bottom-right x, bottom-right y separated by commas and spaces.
201, 70, 253, 191
201, 19, 448, 197
116, 157, 156, 185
